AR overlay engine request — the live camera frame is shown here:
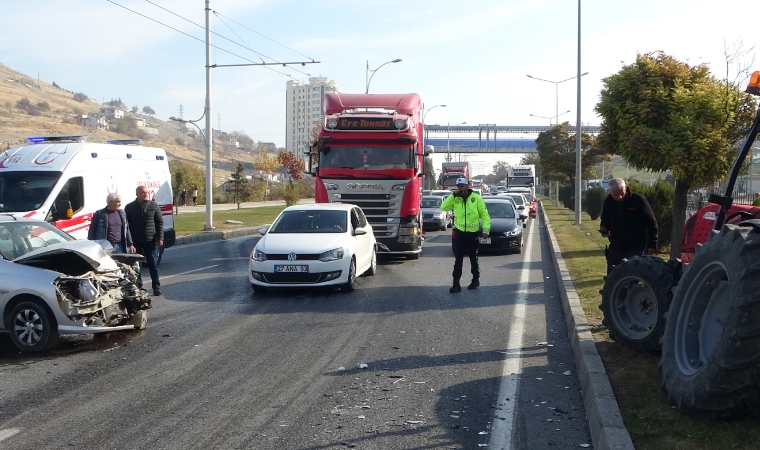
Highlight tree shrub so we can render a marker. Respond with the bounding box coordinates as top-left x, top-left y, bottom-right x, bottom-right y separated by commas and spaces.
584, 187, 607, 220
628, 180, 674, 252
559, 185, 575, 211
282, 182, 301, 206
73, 92, 88, 102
